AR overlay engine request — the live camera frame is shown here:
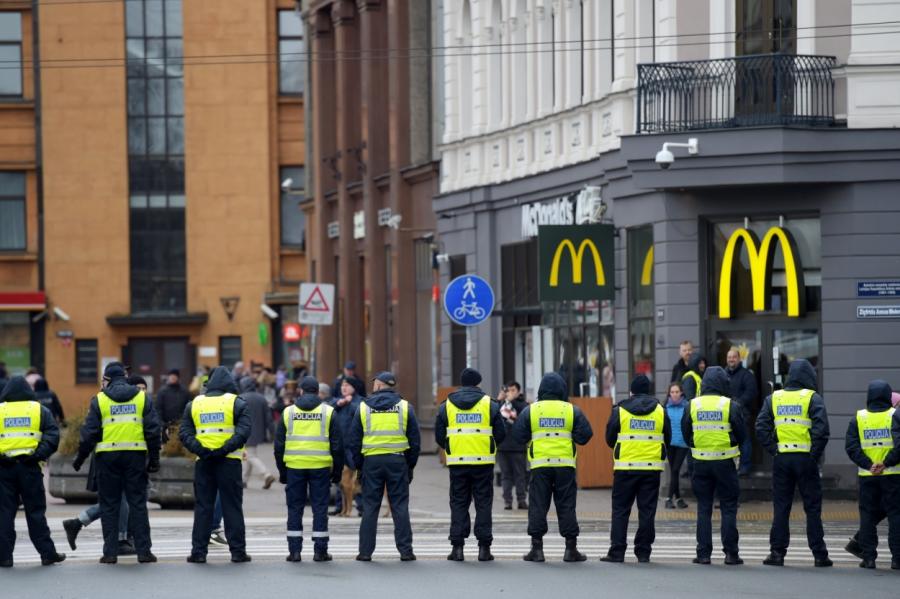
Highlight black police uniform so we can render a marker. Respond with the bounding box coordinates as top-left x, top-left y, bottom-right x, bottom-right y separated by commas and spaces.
179, 366, 252, 562
681, 366, 746, 563
0, 376, 64, 567
434, 375, 506, 559
755, 359, 831, 566
75, 366, 161, 562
